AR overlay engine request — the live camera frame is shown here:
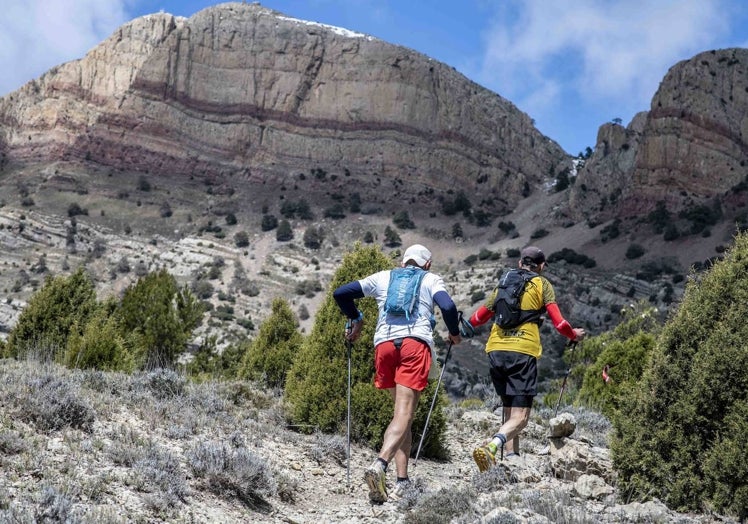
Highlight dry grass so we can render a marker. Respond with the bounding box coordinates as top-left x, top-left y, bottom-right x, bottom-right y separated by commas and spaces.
0, 358, 289, 522
0, 357, 734, 523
